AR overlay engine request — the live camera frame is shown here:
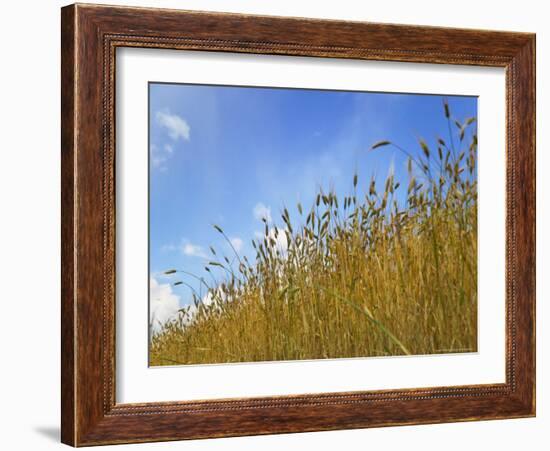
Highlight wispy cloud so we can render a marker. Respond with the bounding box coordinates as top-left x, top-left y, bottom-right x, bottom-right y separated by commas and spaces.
156, 110, 191, 141
387, 154, 395, 178
182, 242, 208, 259
150, 143, 181, 171
150, 144, 168, 170
150, 111, 190, 171
253, 202, 272, 223
151, 111, 190, 171
162, 239, 209, 259
230, 237, 244, 253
